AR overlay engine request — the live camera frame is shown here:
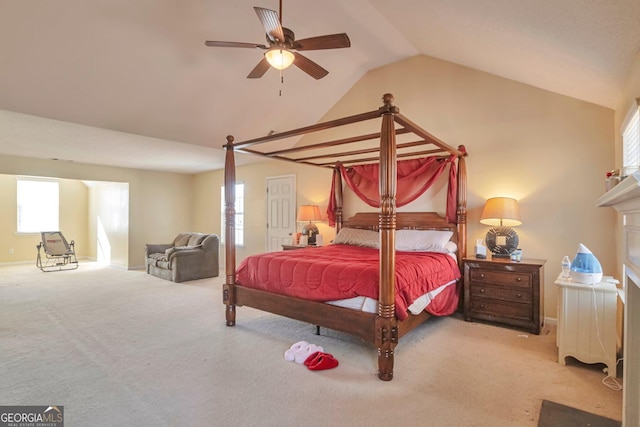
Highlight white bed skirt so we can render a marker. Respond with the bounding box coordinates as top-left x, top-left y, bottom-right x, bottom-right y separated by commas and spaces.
326, 279, 457, 314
